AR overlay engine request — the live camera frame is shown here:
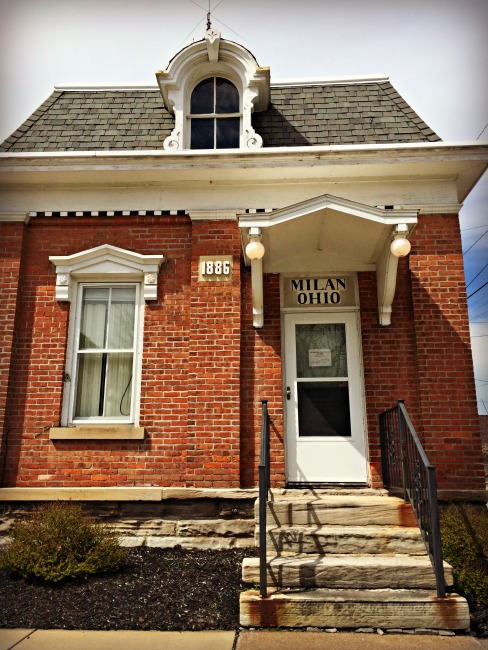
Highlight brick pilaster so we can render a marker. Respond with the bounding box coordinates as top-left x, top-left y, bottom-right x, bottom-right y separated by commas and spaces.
186, 219, 242, 487
408, 214, 484, 490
